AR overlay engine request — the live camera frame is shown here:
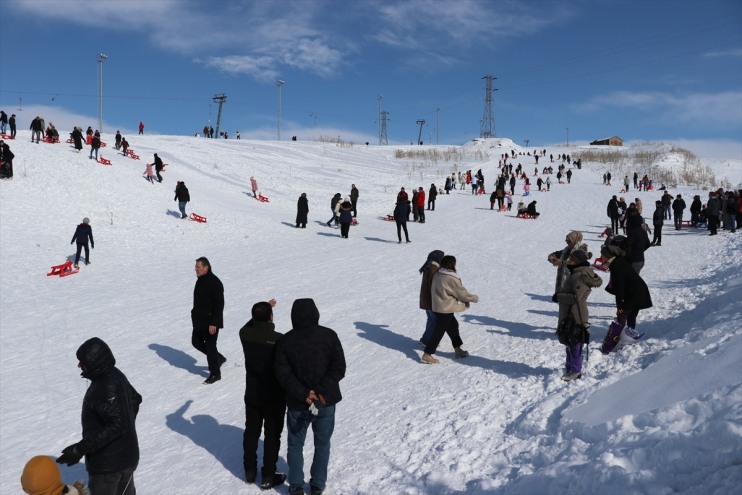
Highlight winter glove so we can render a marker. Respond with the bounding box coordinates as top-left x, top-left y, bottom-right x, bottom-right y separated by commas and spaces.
551, 293, 559, 303
57, 443, 83, 466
